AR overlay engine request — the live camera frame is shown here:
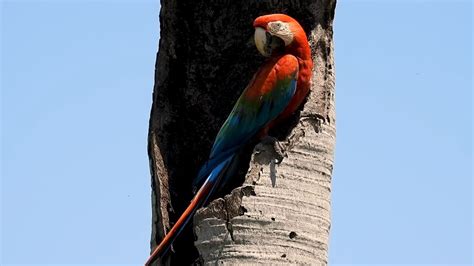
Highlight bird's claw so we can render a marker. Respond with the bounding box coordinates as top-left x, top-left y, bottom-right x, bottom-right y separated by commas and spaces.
259, 136, 286, 164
